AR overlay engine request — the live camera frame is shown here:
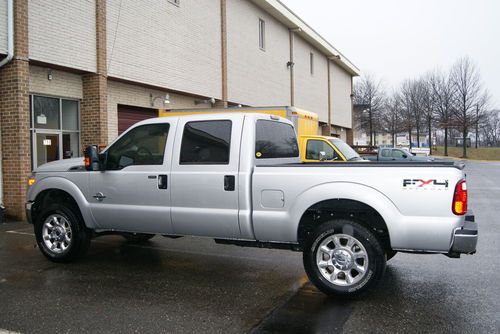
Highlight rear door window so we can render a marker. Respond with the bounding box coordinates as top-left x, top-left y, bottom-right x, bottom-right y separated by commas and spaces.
255, 120, 299, 159
180, 120, 232, 164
